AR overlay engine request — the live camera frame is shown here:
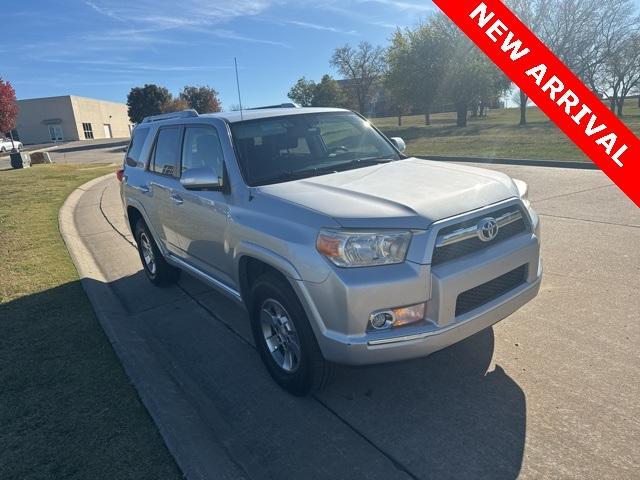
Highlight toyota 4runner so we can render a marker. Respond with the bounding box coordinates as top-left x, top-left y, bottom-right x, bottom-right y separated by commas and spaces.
120, 107, 542, 396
